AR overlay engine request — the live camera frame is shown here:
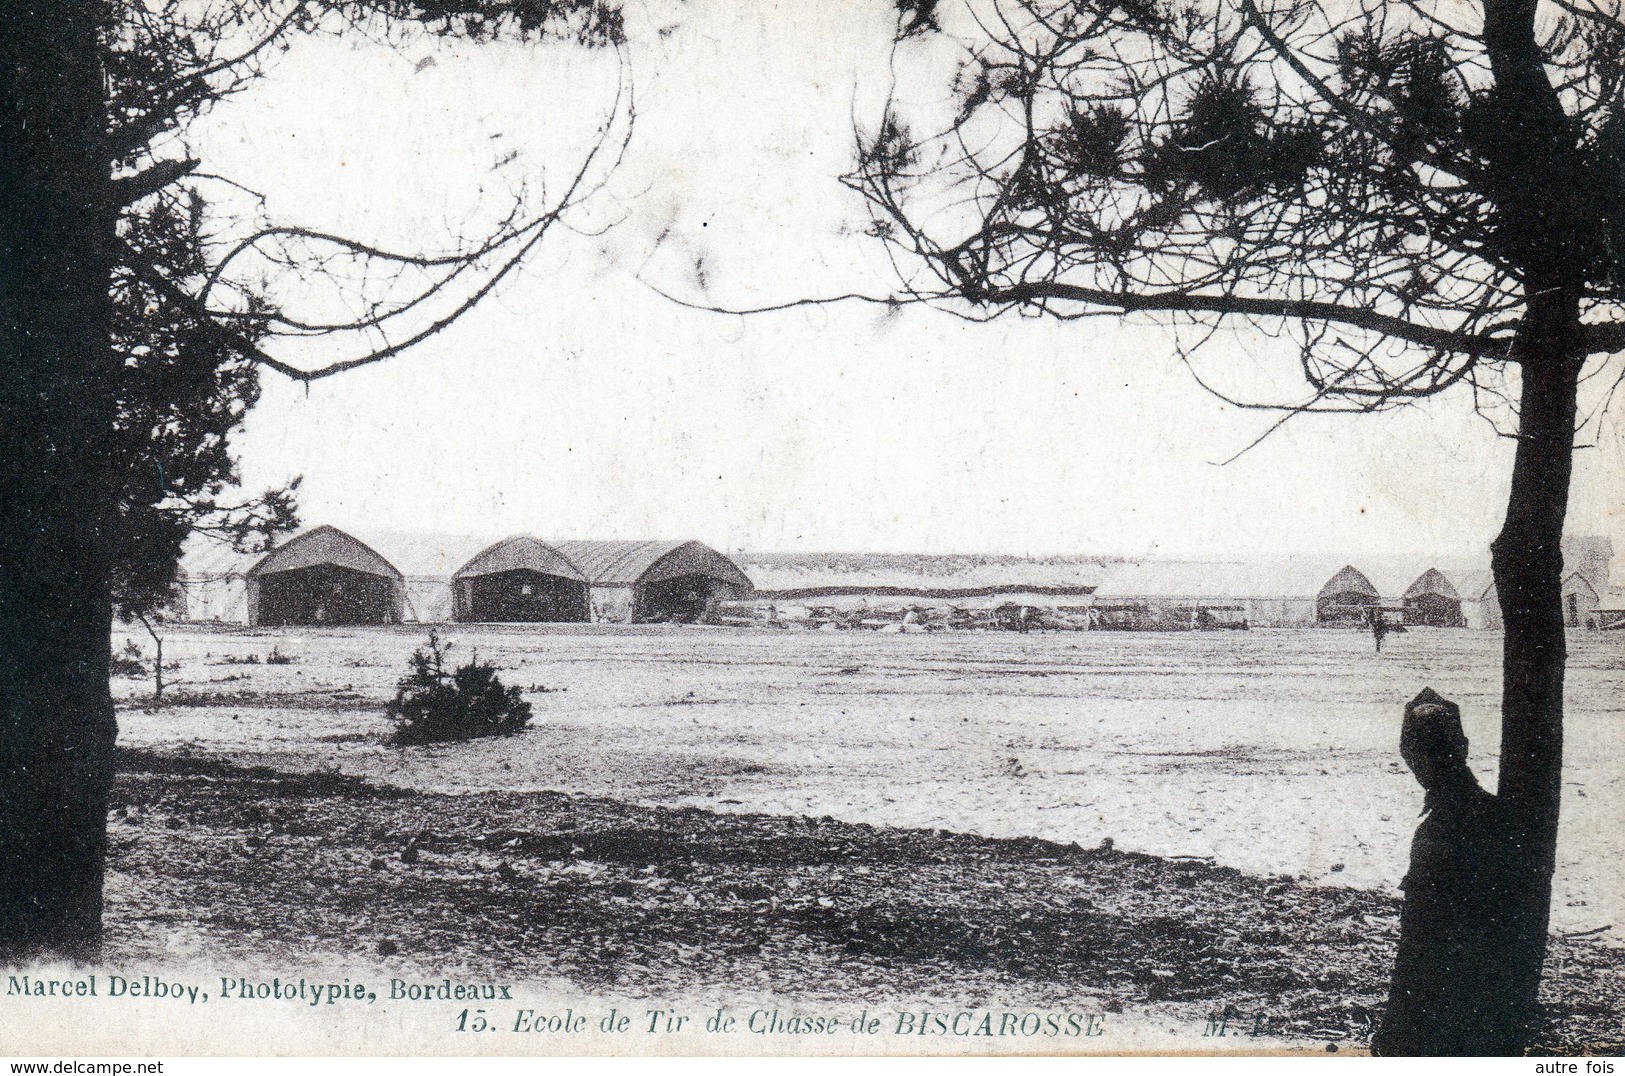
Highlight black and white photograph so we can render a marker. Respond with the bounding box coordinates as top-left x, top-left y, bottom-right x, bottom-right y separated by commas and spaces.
2, 0, 1625, 1060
